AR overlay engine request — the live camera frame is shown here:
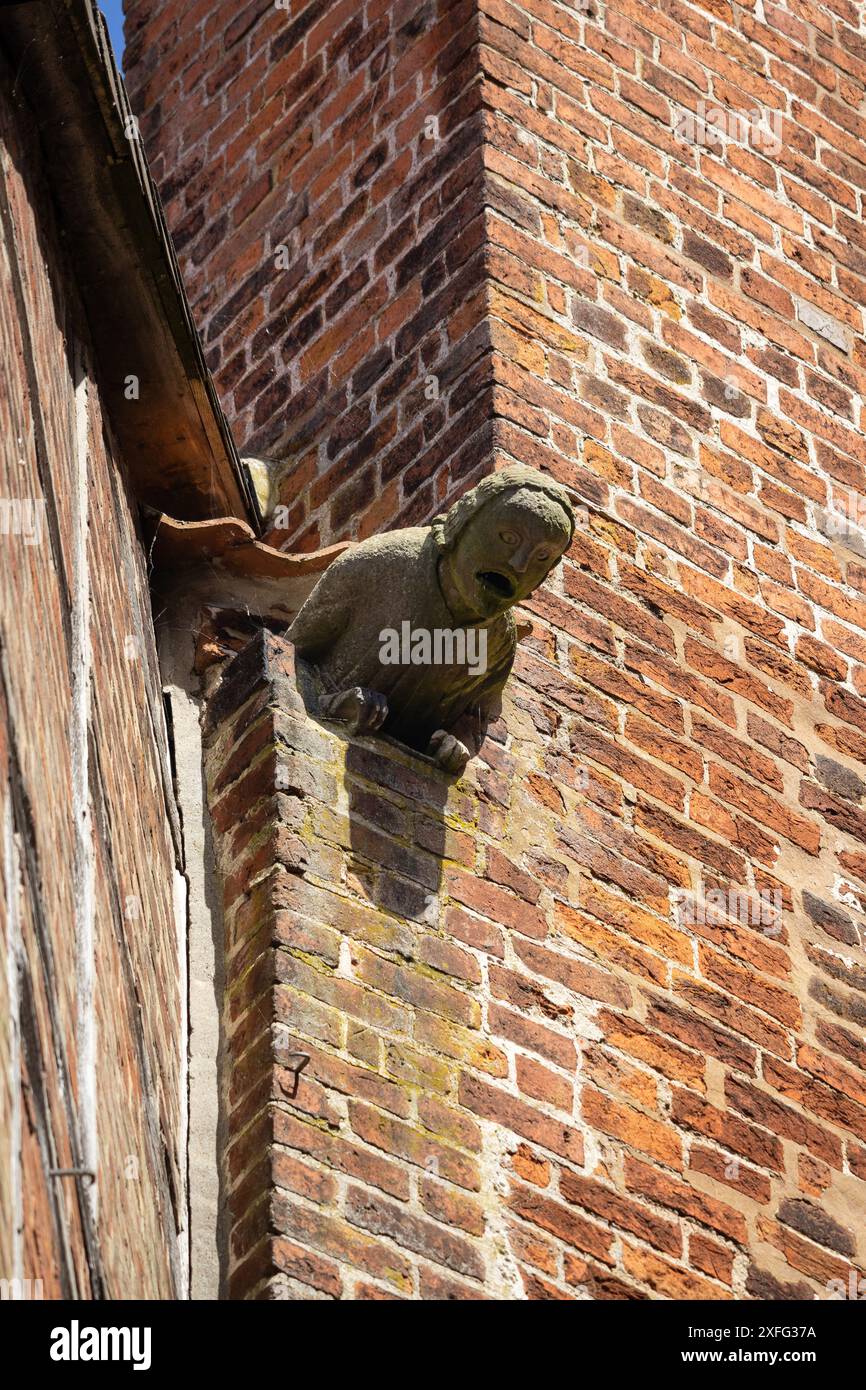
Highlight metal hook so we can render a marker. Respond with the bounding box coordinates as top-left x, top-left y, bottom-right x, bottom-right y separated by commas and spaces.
49, 1167, 96, 1185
